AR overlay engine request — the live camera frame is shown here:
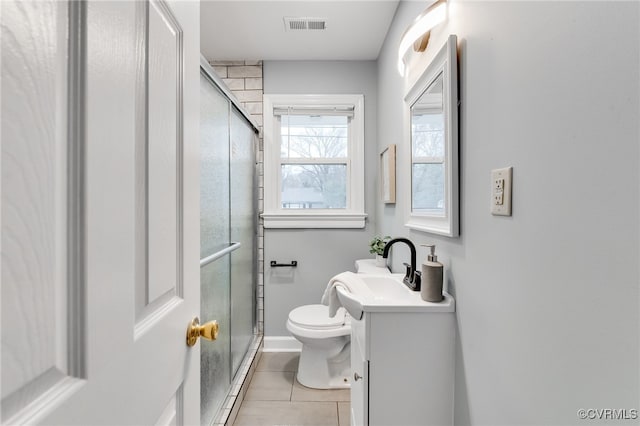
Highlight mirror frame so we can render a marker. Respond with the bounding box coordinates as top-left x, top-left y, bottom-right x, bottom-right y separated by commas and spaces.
404, 34, 459, 237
